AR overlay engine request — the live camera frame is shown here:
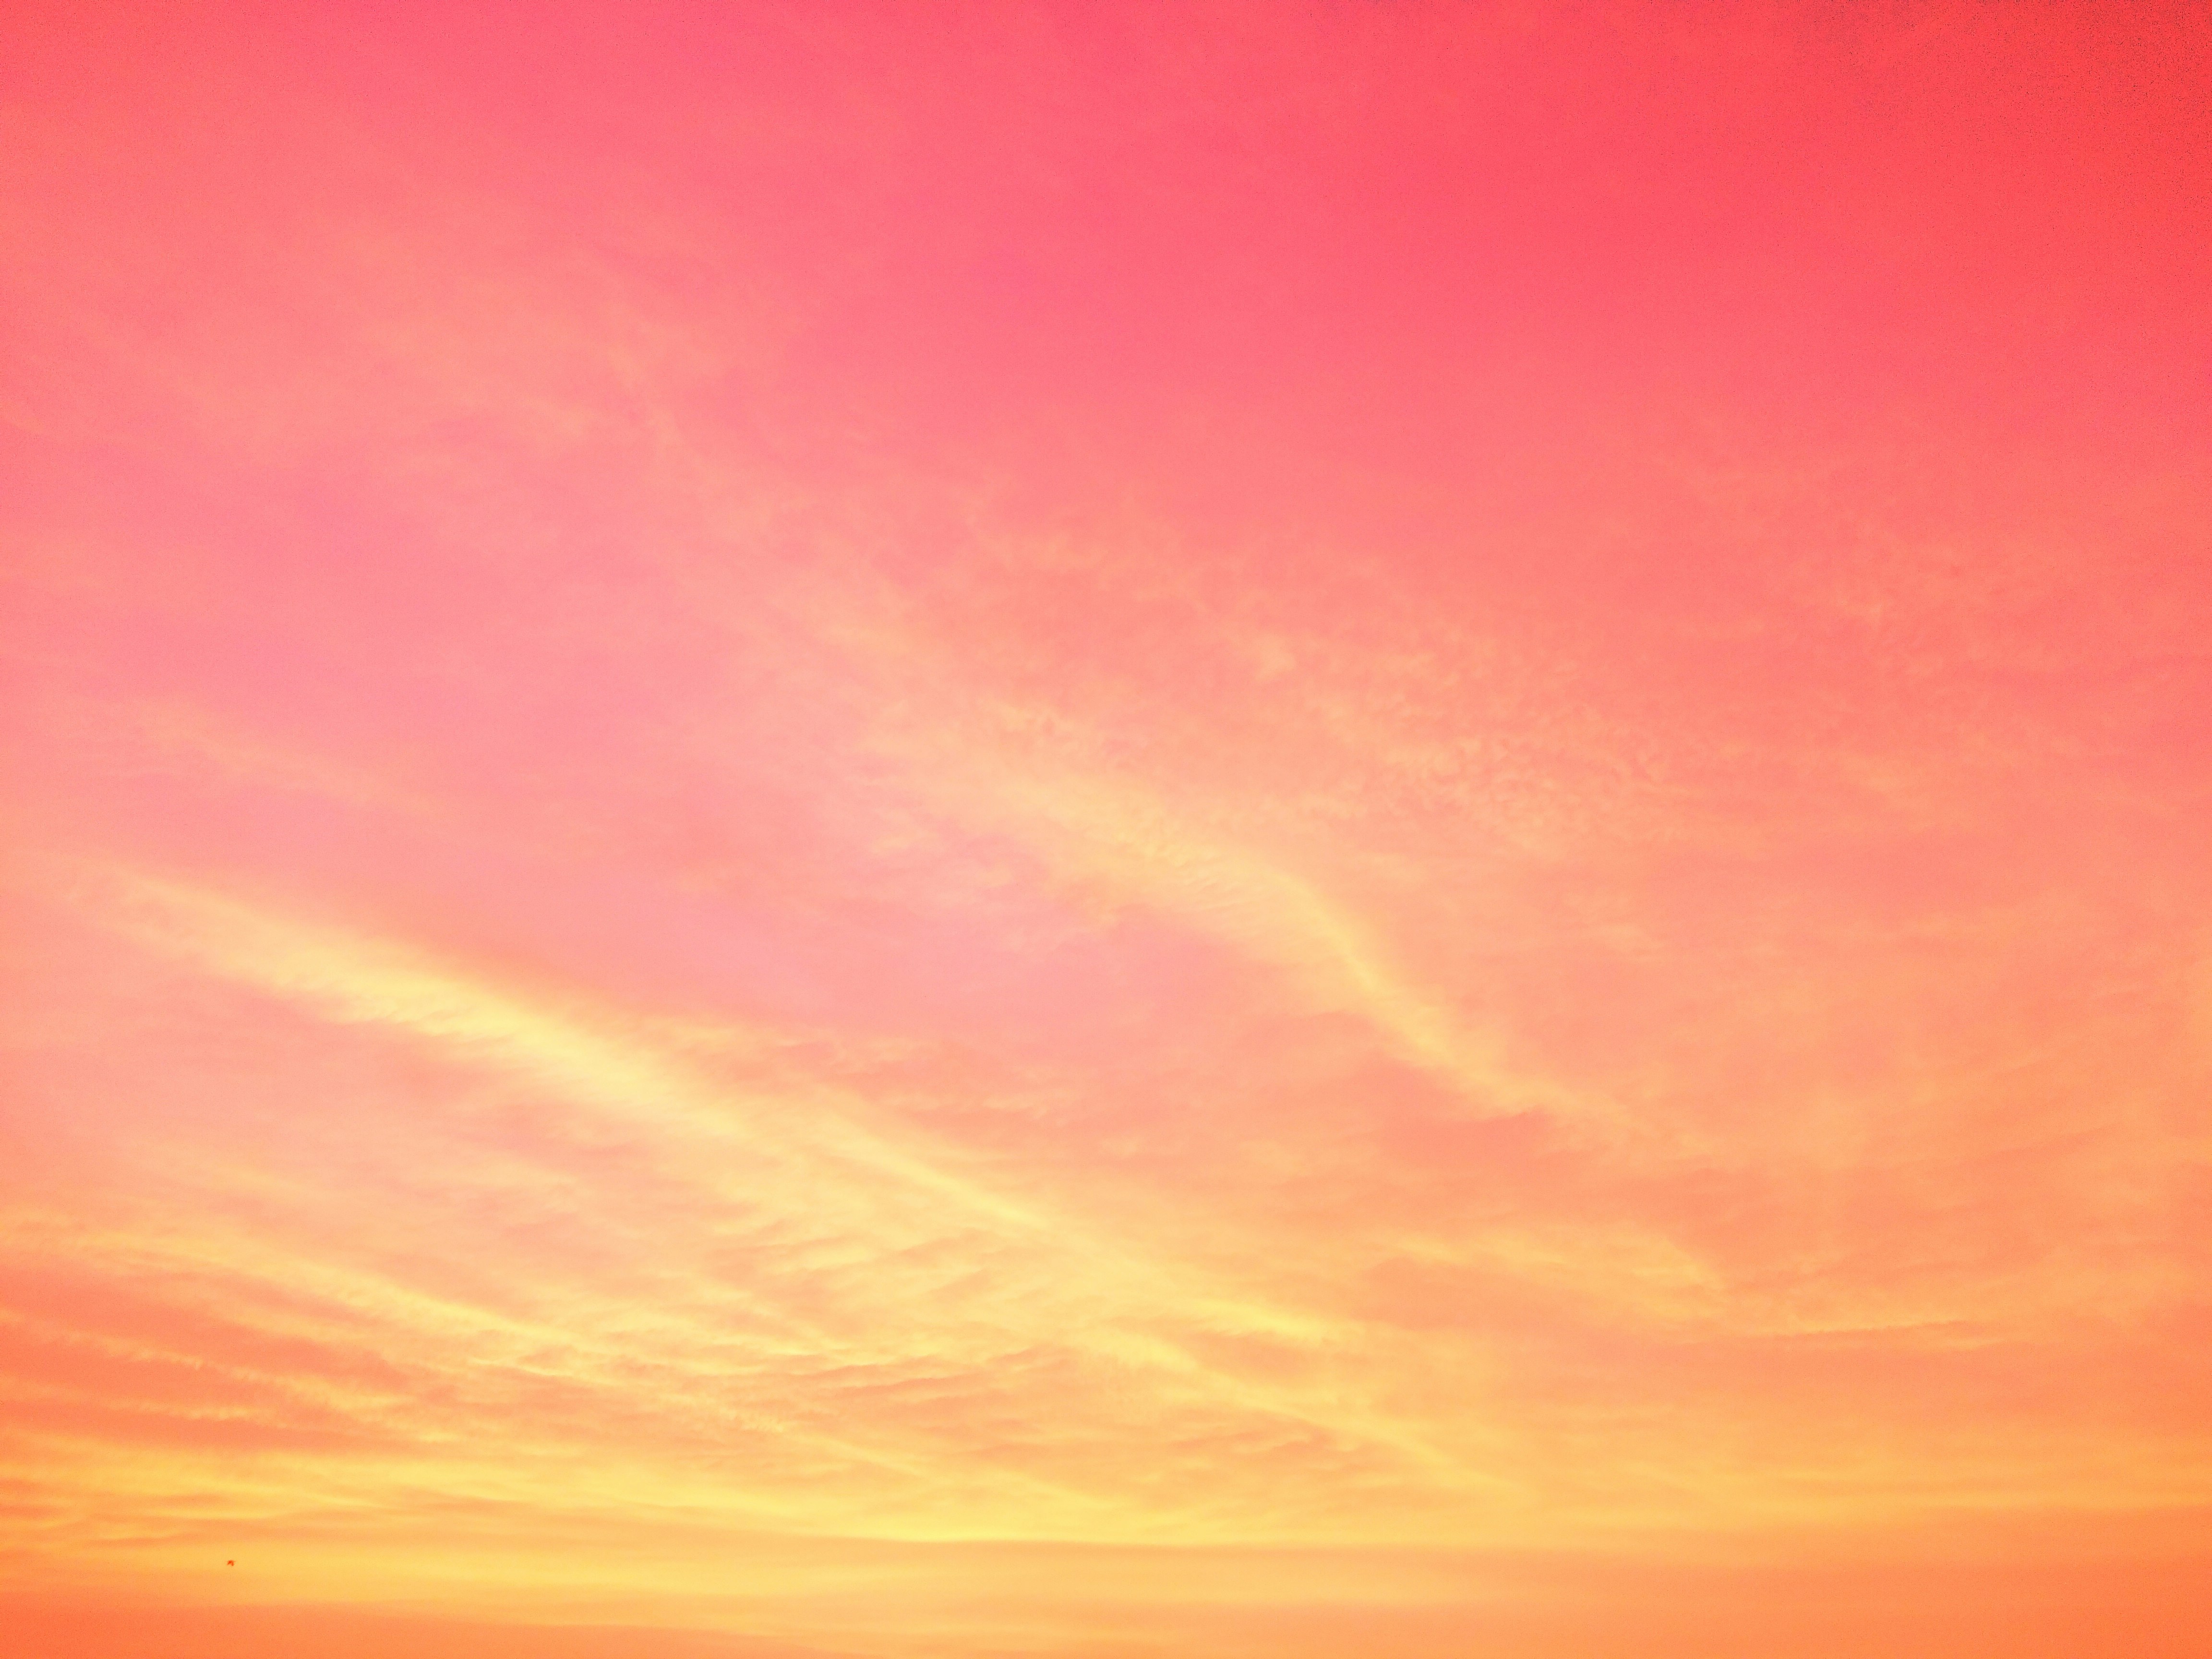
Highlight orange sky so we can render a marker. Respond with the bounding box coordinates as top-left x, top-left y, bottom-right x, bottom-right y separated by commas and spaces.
4, 4, 2211, 1656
